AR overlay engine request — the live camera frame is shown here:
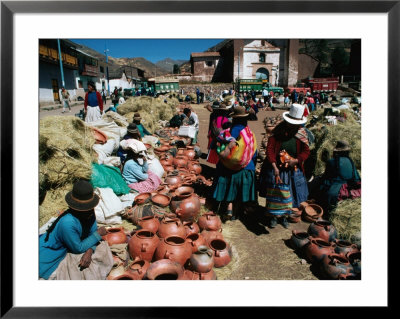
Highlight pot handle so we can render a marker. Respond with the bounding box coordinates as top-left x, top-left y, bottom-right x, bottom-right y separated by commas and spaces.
164, 251, 170, 258
175, 208, 182, 217
141, 243, 147, 252
215, 250, 220, 257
